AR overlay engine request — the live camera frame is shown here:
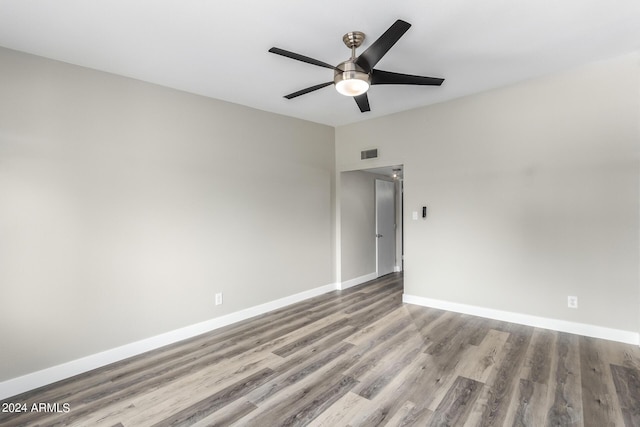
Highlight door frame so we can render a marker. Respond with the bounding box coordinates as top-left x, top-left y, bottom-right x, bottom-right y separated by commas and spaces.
336, 163, 404, 288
